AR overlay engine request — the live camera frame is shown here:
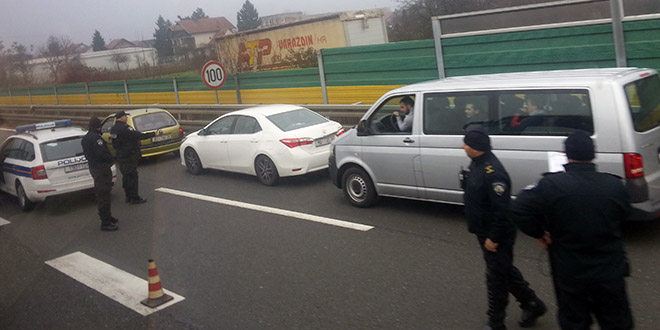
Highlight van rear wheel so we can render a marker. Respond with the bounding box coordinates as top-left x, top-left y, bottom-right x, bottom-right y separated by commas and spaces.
342, 167, 377, 207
